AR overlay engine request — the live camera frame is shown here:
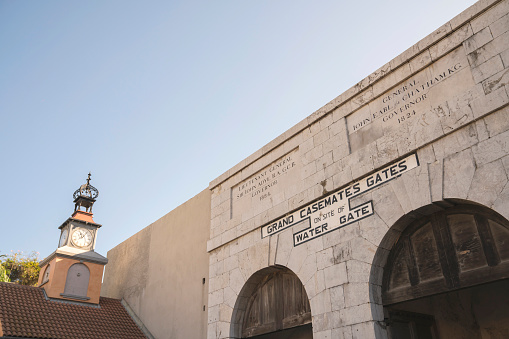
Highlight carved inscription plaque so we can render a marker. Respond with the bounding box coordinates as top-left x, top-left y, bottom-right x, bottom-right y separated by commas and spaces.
261, 154, 419, 246
347, 46, 475, 151
231, 149, 300, 220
